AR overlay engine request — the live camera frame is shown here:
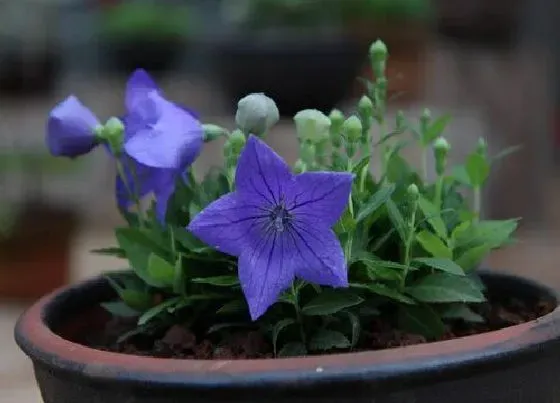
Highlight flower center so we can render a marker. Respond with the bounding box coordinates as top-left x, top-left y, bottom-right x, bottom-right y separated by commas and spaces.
270, 204, 291, 232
